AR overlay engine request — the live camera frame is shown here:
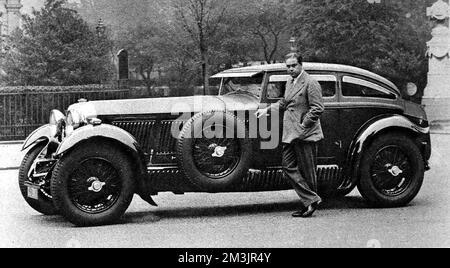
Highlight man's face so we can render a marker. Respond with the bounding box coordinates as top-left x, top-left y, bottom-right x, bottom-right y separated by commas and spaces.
286, 57, 303, 78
